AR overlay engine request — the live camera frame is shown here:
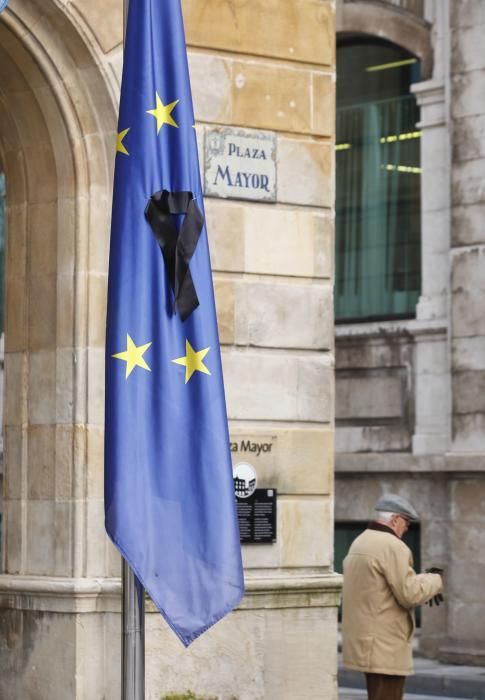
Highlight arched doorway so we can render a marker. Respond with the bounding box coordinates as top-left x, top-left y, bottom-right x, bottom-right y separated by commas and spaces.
0, 2, 119, 696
